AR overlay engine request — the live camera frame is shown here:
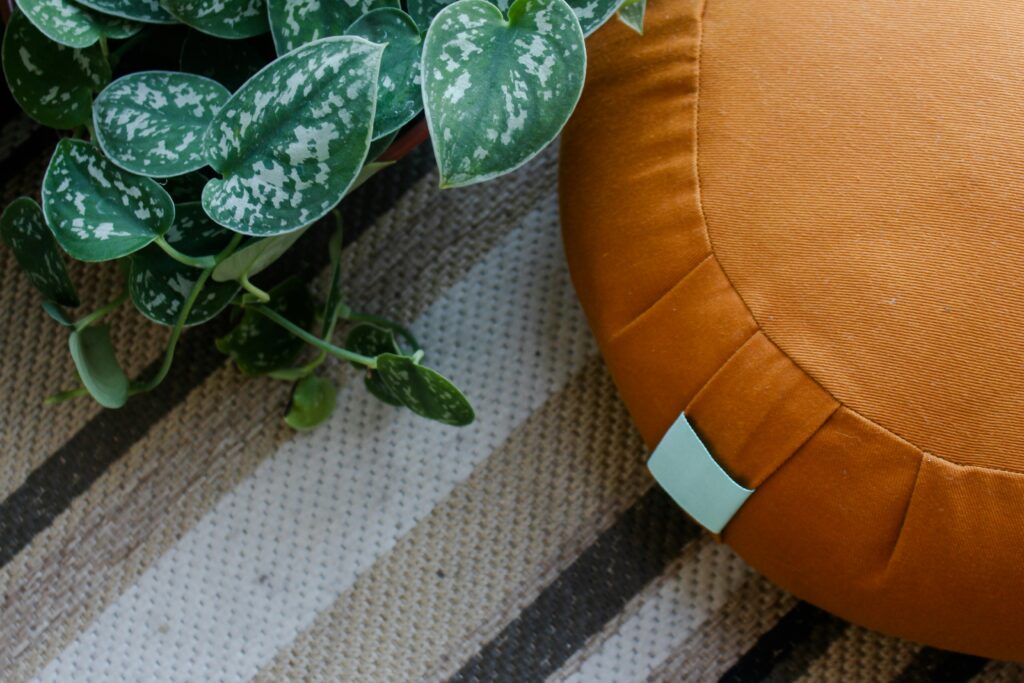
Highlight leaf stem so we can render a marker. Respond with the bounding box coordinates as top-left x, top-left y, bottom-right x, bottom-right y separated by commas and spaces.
73, 288, 128, 331
155, 236, 217, 269
249, 305, 378, 368
239, 273, 270, 302
98, 35, 109, 60
44, 386, 90, 405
